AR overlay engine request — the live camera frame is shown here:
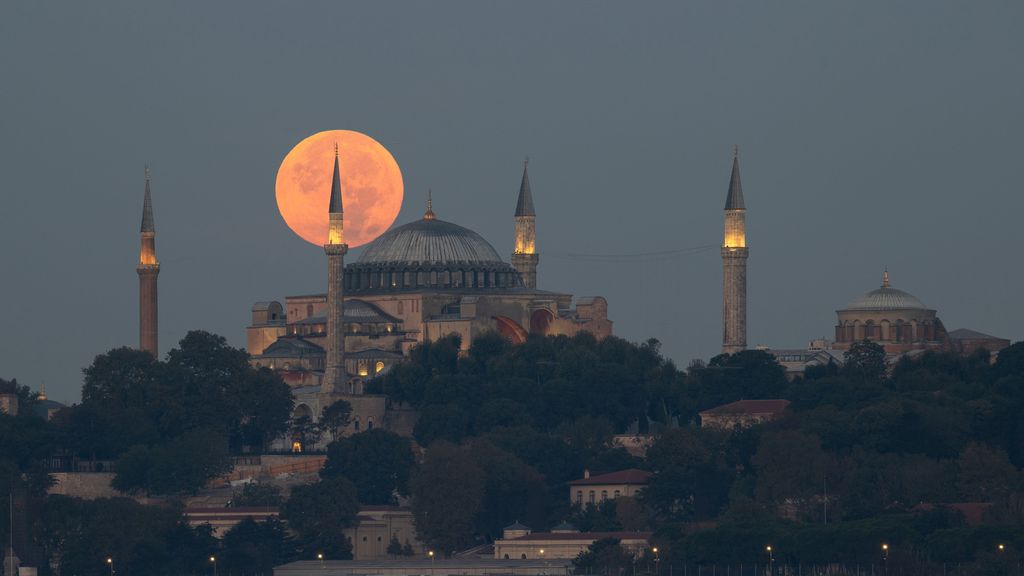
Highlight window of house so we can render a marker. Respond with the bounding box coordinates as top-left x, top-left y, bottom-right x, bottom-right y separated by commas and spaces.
367, 418, 374, 430
601, 490, 608, 501
576, 491, 583, 504
306, 304, 314, 317
614, 490, 620, 498
354, 419, 360, 432
375, 361, 385, 373
589, 491, 595, 504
